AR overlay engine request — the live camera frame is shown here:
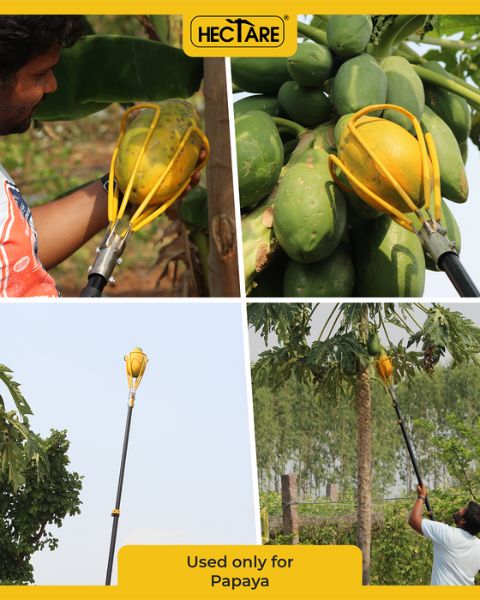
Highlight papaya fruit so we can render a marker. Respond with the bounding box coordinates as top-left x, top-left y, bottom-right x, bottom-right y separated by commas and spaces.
421, 106, 469, 203
423, 61, 471, 144
336, 115, 431, 212
235, 110, 284, 208
234, 94, 283, 118
367, 331, 382, 356
231, 58, 290, 94
332, 54, 387, 116
278, 81, 331, 128
460, 140, 468, 164
126, 347, 147, 378
283, 244, 355, 297
353, 215, 426, 297
327, 15, 373, 58
242, 197, 277, 289
409, 199, 461, 271
381, 56, 425, 132
115, 100, 204, 205
273, 148, 347, 263
375, 352, 393, 381
287, 41, 334, 86
334, 113, 355, 147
